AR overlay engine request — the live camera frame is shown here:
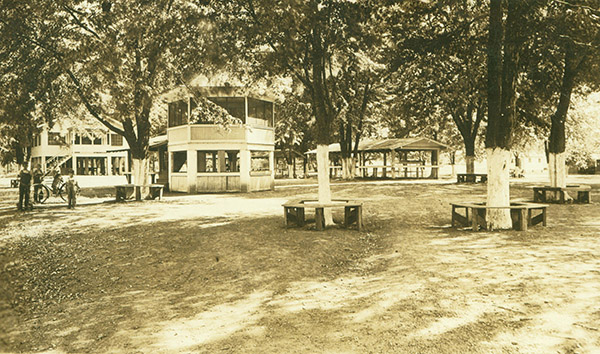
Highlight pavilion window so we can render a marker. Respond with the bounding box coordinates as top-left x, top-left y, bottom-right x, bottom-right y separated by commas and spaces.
251, 151, 270, 172
247, 98, 273, 127
206, 97, 245, 122
172, 151, 187, 172
197, 151, 219, 172
168, 100, 189, 127
225, 151, 240, 172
